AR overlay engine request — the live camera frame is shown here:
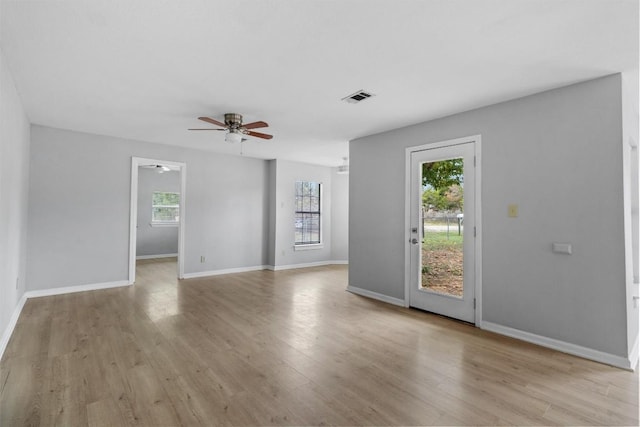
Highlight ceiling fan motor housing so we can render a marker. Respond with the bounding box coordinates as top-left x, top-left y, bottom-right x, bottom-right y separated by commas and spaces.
224, 113, 243, 129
